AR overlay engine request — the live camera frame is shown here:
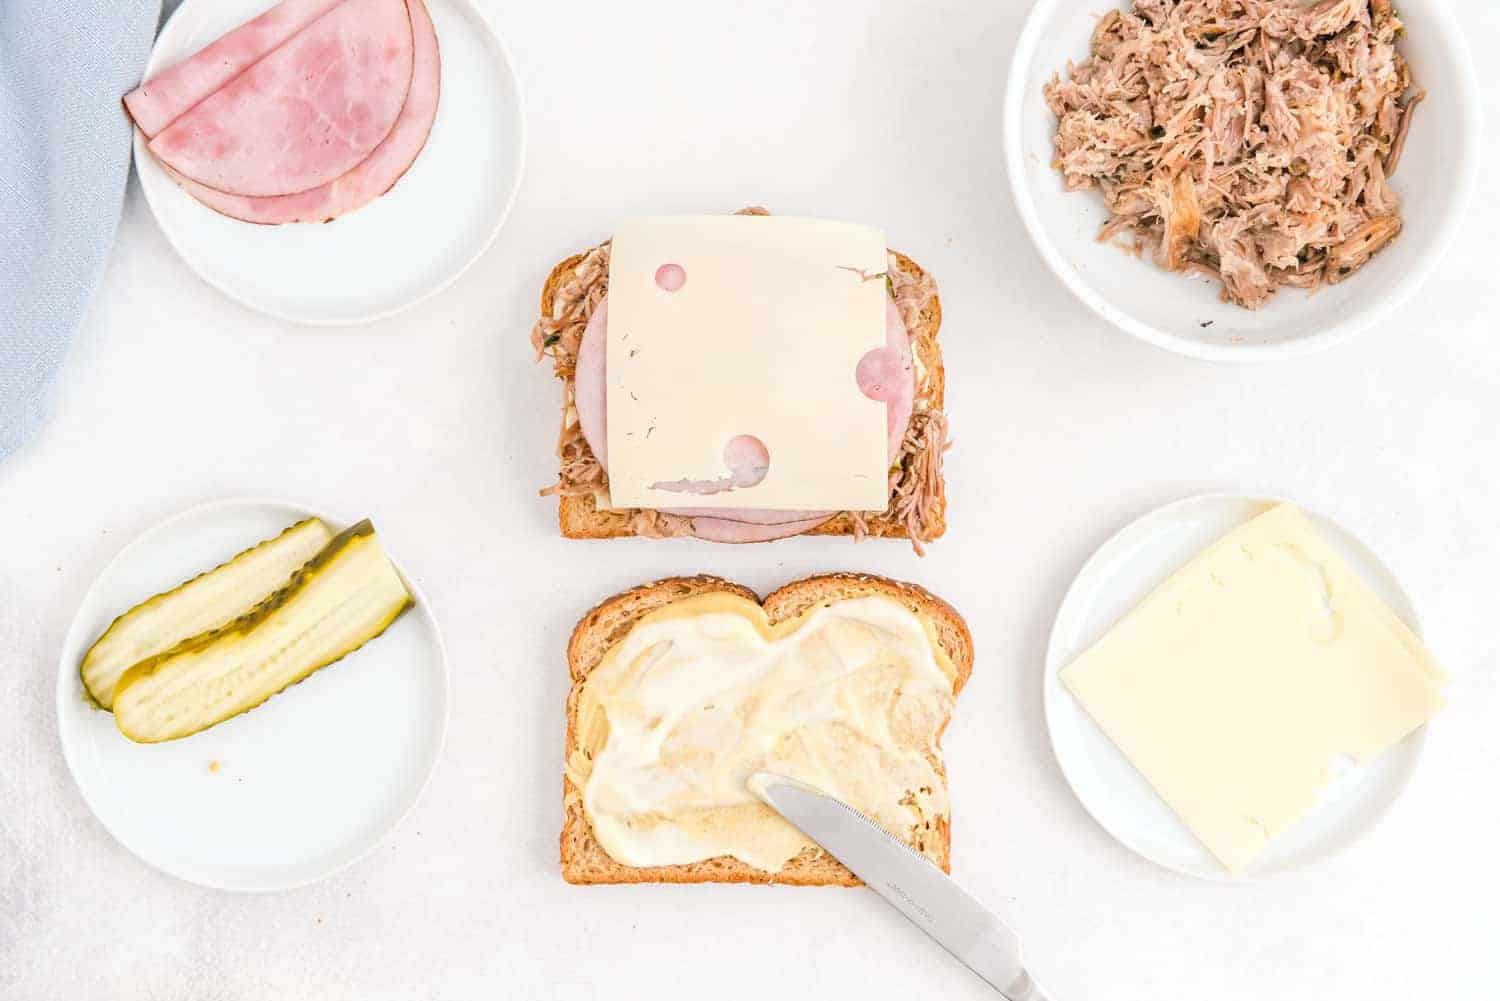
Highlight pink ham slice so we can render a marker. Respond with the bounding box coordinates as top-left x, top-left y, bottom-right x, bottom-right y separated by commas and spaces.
148, 0, 415, 198
574, 299, 610, 465
668, 507, 833, 525
124, 0, 347, 139
688, 516, 834, 544
160, 0, 440, 224
573, 293, 915, 538
861, 299, 917, 457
